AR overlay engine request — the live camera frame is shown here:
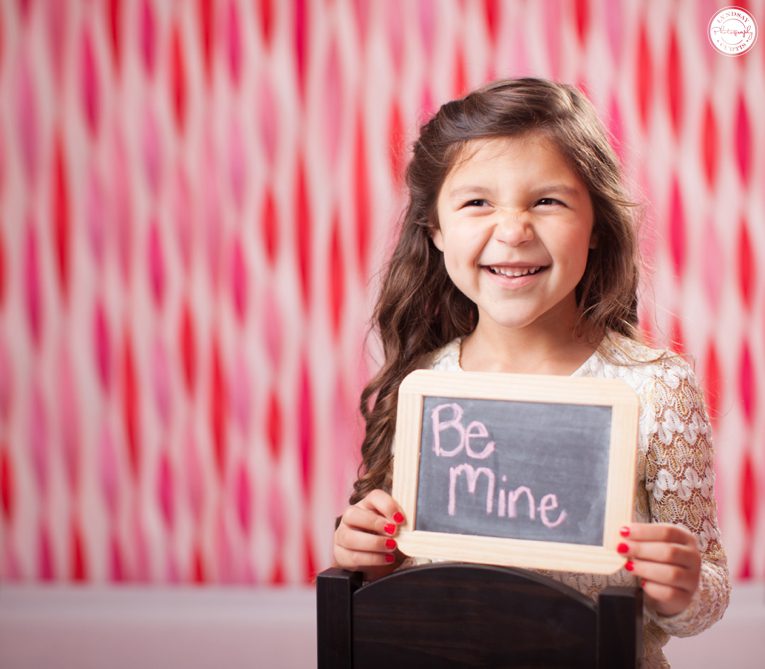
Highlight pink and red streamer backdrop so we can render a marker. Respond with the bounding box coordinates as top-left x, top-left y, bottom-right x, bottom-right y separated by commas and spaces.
0, 0, 763, 585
